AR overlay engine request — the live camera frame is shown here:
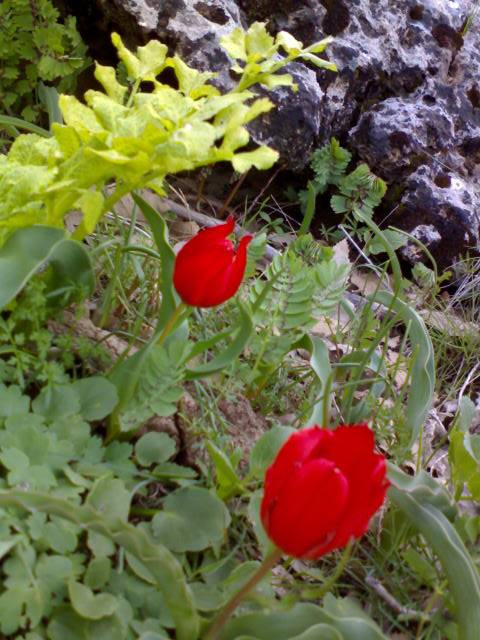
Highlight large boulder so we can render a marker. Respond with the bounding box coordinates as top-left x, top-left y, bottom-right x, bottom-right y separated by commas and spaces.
57, 0, 480, 267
